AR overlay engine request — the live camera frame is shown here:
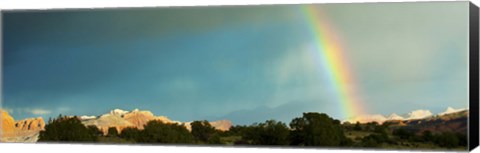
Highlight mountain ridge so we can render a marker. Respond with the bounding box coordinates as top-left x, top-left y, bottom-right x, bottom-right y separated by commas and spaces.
345, 107, 467, 124
1, 107, 468, 142
80, 108, 232, 135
